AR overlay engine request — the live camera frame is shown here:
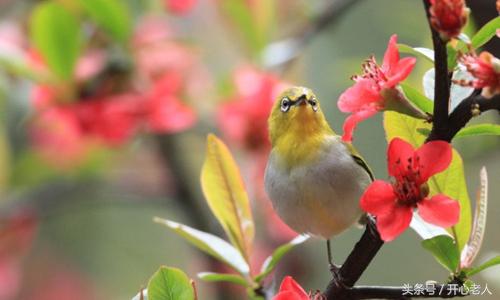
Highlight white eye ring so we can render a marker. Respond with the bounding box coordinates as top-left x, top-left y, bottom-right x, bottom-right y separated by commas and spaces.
309, 98, 318, 112
280, 97, 291, 112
